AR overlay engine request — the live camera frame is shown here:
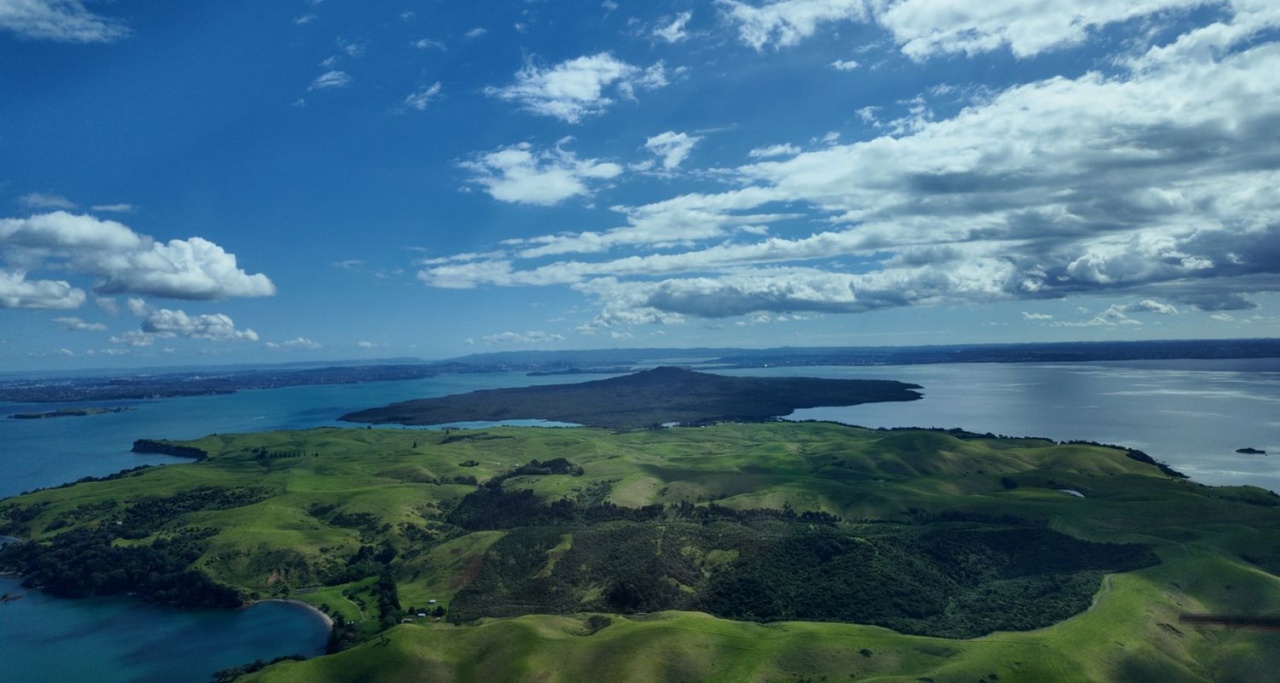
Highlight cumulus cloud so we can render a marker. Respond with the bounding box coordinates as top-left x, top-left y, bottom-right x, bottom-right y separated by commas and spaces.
109, 306, 258, 345
482, 330, 565, 345
404, 82, 443, 111
644, 131, 701, 170
309, 70, 351, 90
0, 0, 129, 43
267, 337, 322, 350
485, 53, 668, 123
0, 211, 276, 302
0, 269, 84, 309
142, 308, 258, 341
459, 142, 623, 206
830, 59, 859, 71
